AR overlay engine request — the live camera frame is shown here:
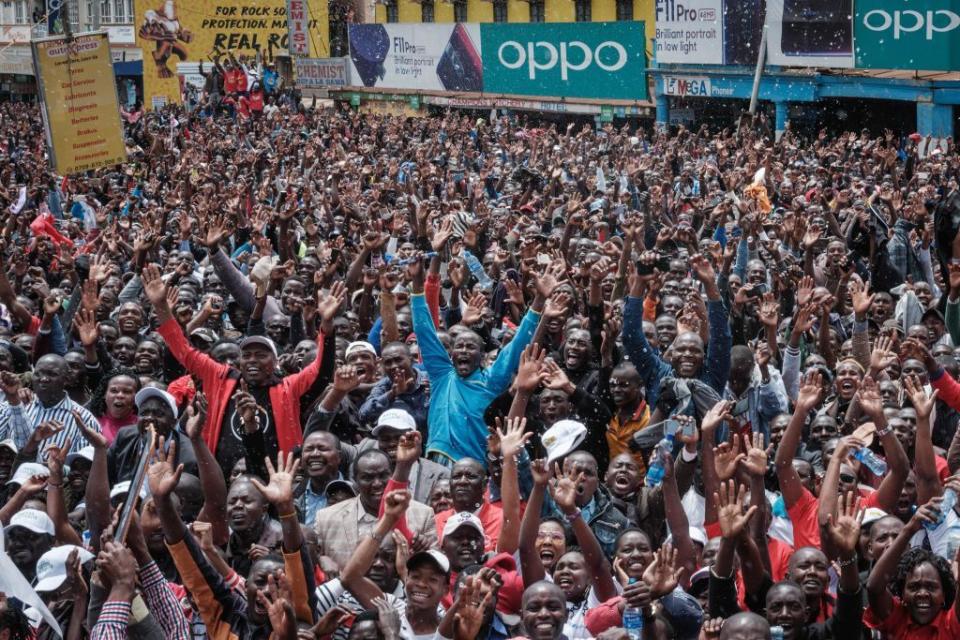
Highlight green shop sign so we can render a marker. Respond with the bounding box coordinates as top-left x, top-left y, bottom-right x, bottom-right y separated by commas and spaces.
855, 0, 960, 70
480, 22, 647, 101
